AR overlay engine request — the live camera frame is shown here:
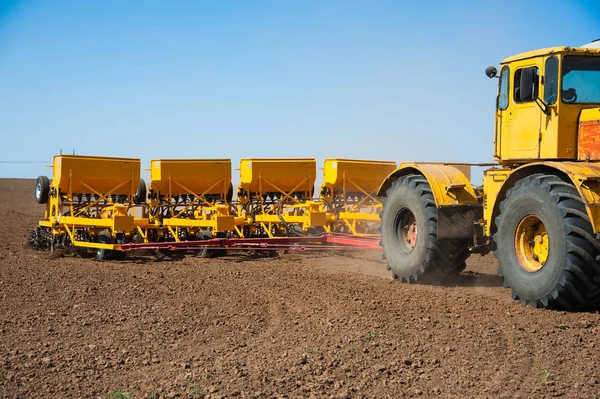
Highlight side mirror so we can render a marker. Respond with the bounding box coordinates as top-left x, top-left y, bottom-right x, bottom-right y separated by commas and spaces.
519, 68, 536, 102
485, 66, 498, 78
